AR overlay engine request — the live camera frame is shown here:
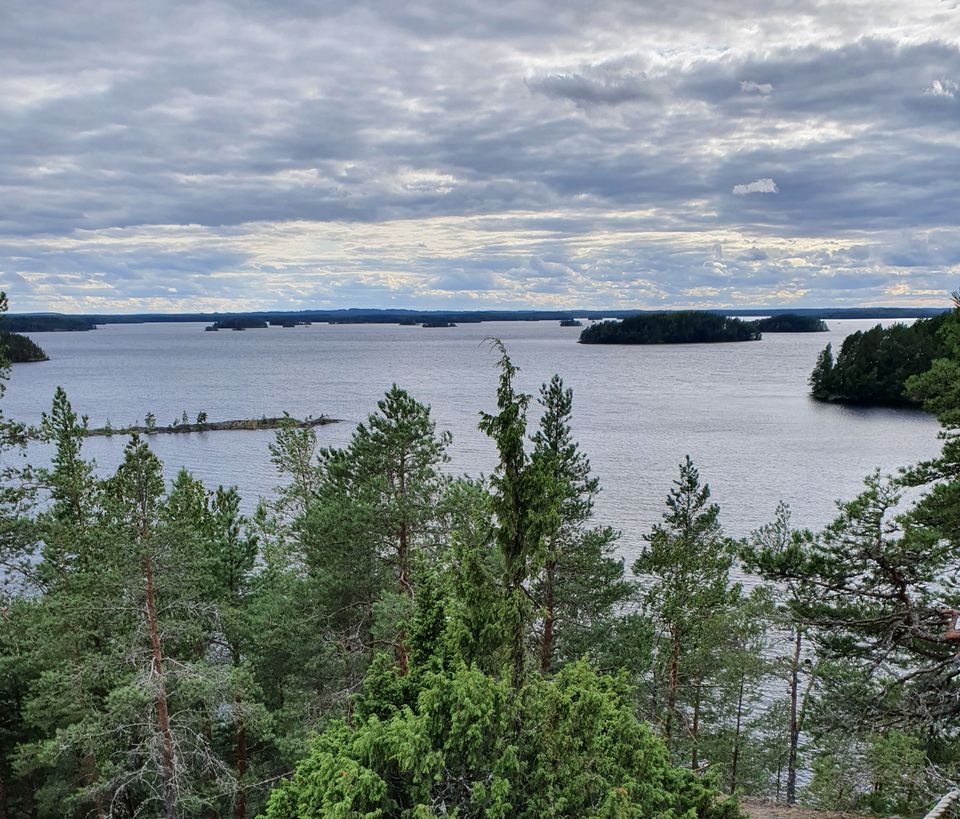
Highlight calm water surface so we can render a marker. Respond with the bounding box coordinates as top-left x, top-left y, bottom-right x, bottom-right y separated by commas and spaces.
6, 320, 941, 564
